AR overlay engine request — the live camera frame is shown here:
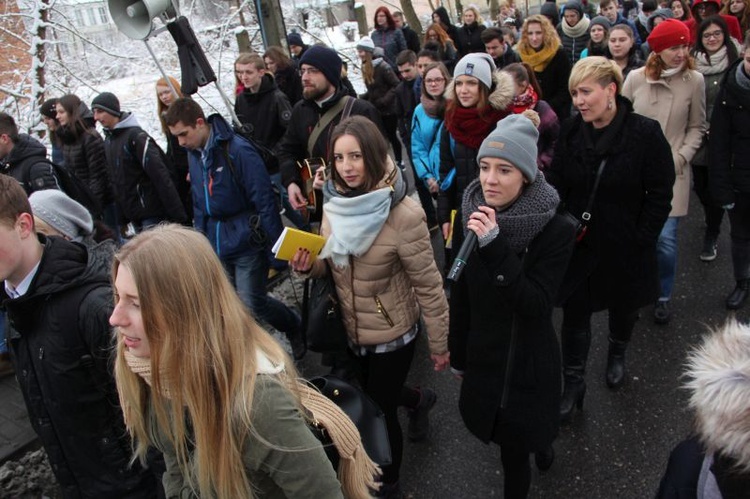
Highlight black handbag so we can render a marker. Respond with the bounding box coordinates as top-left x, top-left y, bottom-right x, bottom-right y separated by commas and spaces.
302, 262, 348, 353
563, 157, 608, 243
308, 375, 392, 468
